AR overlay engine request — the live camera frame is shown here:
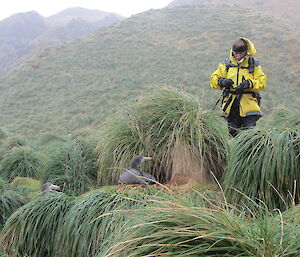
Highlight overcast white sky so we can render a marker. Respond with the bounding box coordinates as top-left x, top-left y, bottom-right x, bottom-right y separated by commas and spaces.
0, 0, 173, 20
